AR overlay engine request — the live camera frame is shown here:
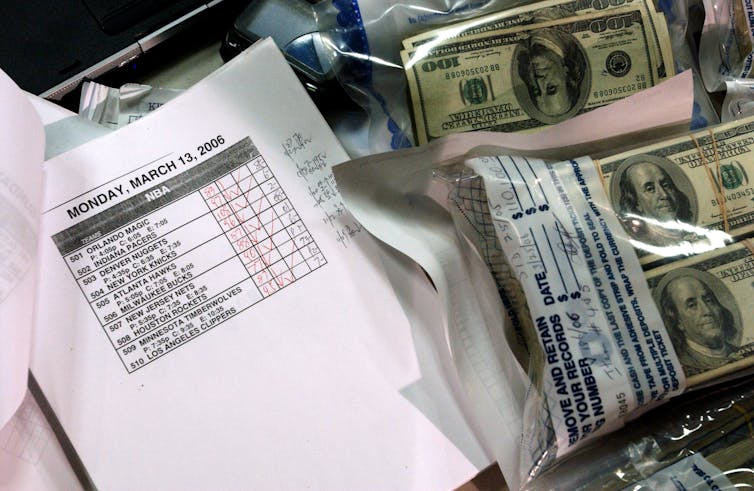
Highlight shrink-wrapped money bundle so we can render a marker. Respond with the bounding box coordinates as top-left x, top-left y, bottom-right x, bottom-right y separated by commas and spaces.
447, 116, 754, 481
524, 380, 754, 490
596, 118, 754, 265
402, 0, 674, 143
